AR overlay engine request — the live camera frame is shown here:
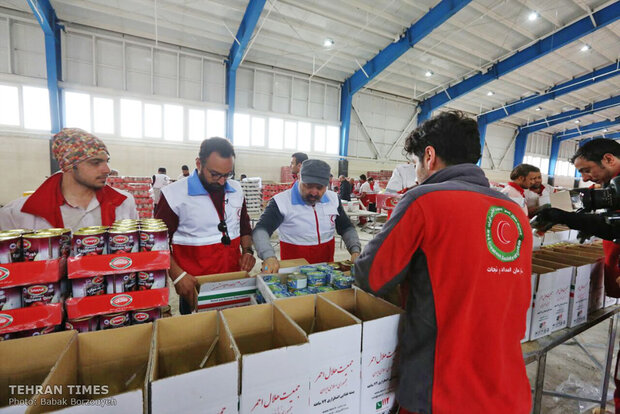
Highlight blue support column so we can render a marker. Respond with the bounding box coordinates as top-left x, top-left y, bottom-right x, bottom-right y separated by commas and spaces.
548, 136, 561, 177
477, 119, 487, 166
418, 2, 620, 122
338, 0, 471, 156
225, 0, 267, 141
513, 129, 528, 167
26, 0, 63, 173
